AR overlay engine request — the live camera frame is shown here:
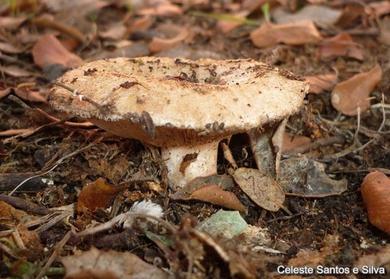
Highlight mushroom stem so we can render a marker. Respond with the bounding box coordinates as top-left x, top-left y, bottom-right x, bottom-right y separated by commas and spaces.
161, 141, 219, 189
